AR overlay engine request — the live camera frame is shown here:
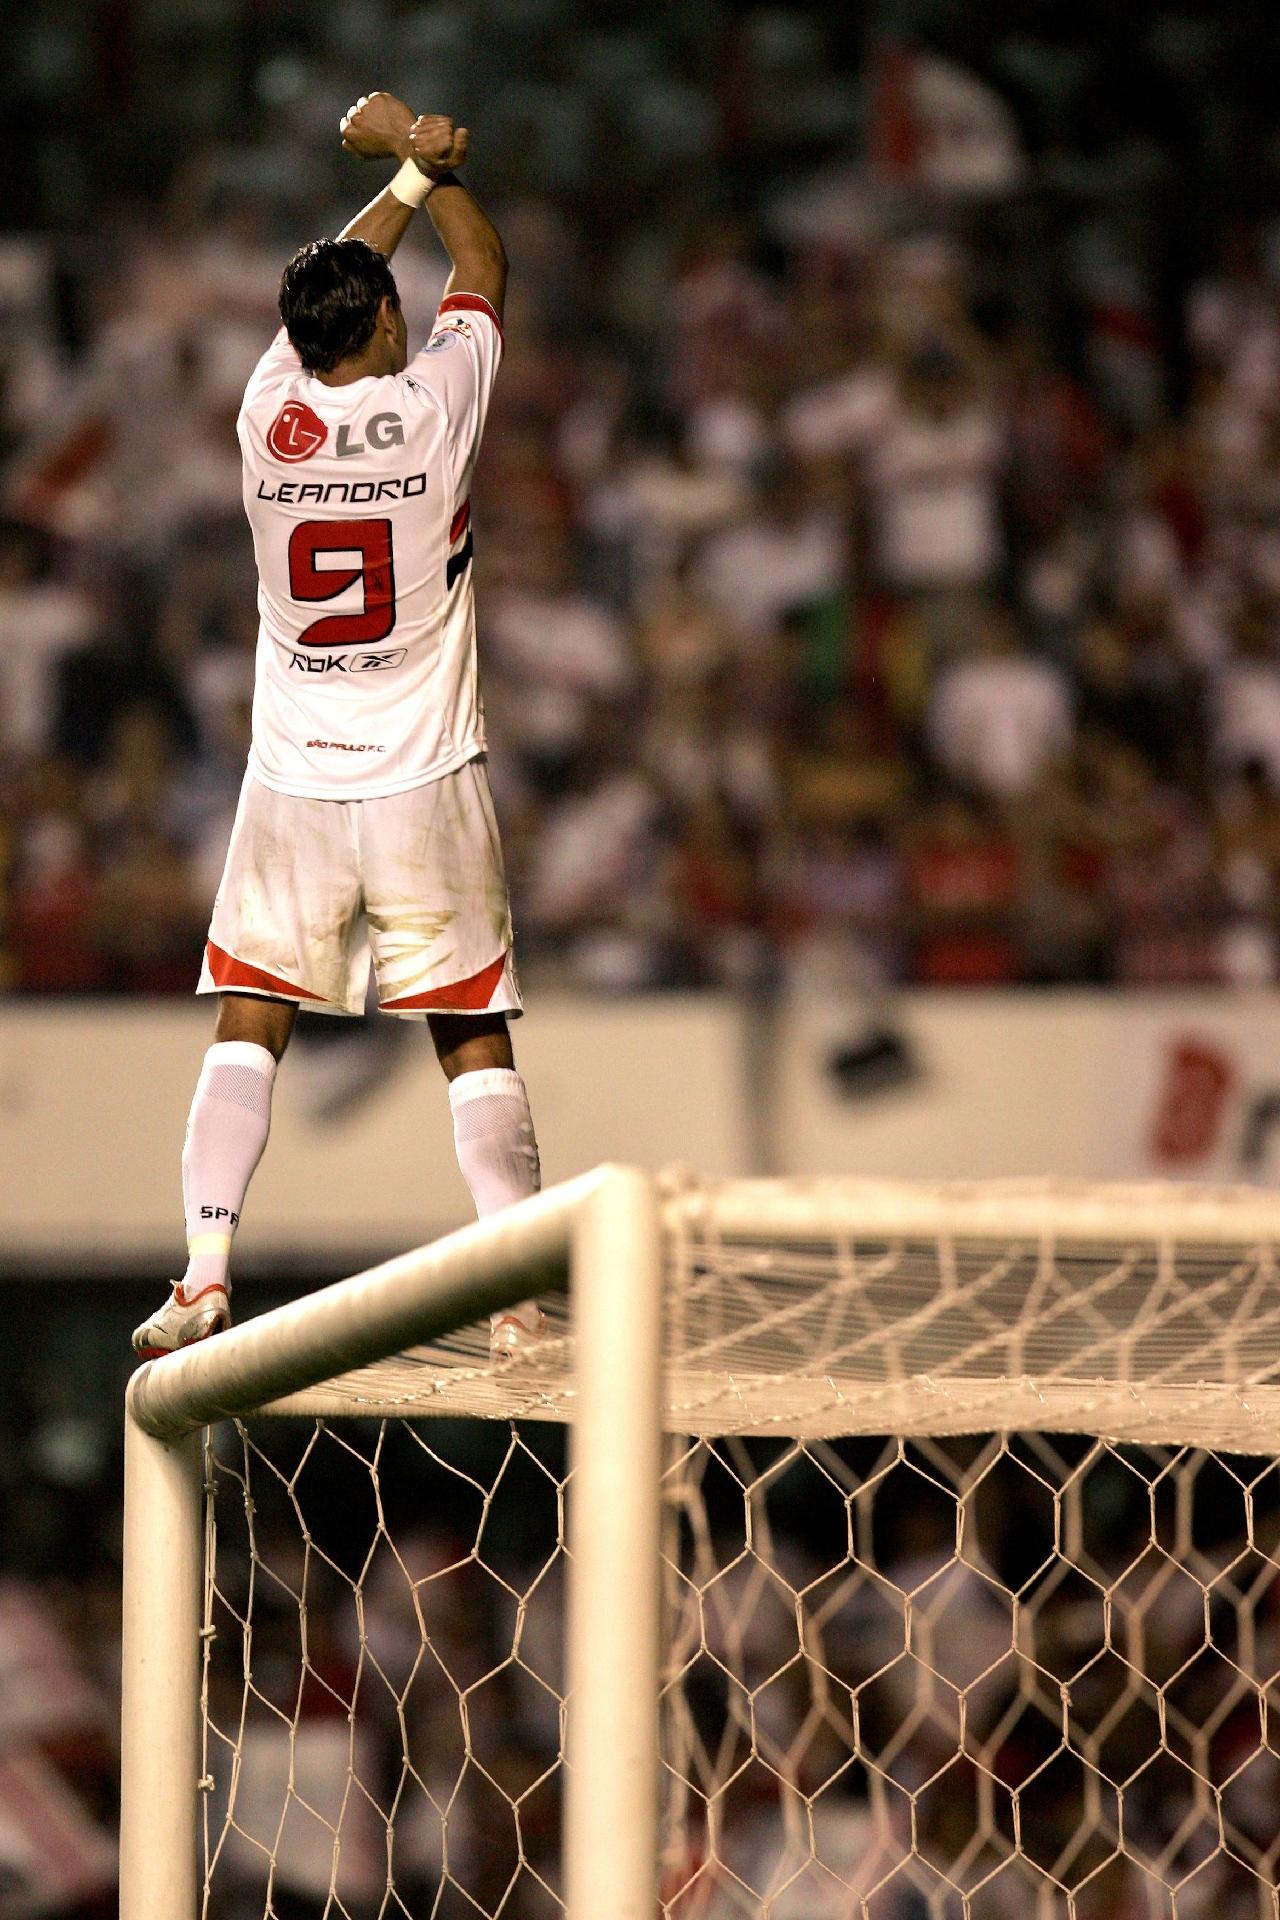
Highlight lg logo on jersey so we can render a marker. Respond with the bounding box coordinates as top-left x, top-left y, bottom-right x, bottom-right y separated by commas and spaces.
266, 405, 405, 463
336, 414, 405, 458
288, 647, 407, 674
266, 401, 327, 462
